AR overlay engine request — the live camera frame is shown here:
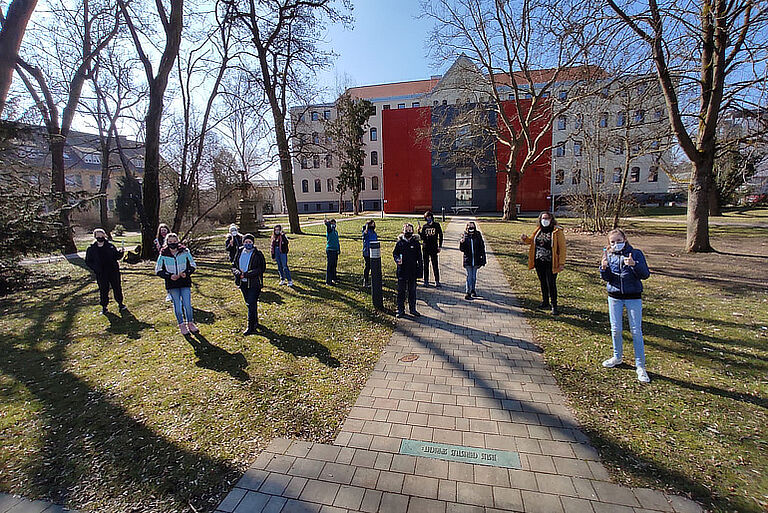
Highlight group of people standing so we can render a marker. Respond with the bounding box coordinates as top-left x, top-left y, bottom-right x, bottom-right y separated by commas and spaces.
84, 210, 651, 383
